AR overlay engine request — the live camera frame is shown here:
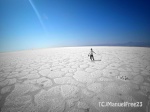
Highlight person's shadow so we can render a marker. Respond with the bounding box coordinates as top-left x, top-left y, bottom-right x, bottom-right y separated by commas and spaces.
94, 60, 101, 61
